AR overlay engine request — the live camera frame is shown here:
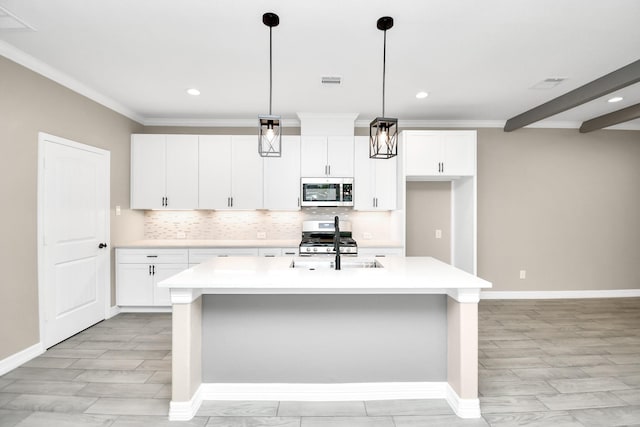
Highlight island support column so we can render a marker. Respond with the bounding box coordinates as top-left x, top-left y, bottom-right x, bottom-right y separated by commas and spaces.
447, 296, 479, 416
170, 296, 202, 419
